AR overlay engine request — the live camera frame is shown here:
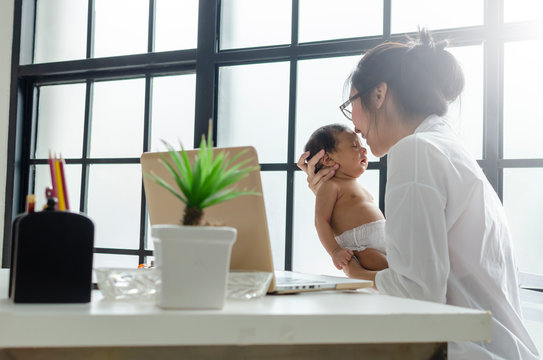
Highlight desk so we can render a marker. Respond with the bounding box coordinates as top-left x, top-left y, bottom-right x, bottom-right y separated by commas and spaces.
0, 269, 492, 359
